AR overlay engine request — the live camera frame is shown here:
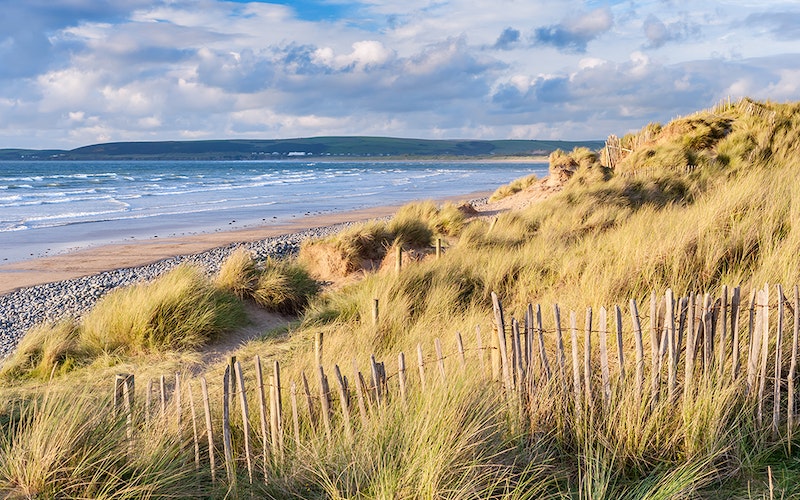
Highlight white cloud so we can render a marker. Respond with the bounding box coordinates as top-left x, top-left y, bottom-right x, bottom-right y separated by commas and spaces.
0, 0, 799, 148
